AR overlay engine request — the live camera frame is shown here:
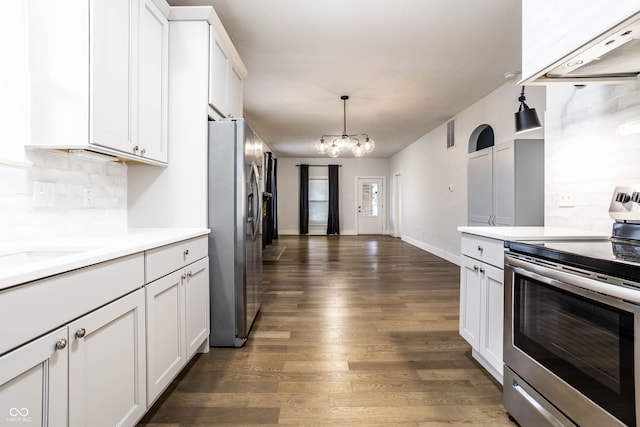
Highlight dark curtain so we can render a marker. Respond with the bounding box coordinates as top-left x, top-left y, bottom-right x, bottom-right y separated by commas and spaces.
263, 152, 274, 247
273, 157, 278, 239
299, 164, 309, 234
327, 164, 340, 235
